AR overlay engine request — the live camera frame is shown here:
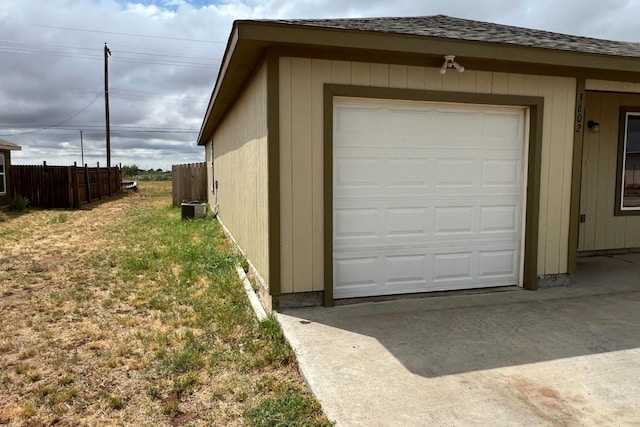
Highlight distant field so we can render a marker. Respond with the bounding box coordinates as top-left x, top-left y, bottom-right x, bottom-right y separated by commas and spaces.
0, 181, 330, 426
